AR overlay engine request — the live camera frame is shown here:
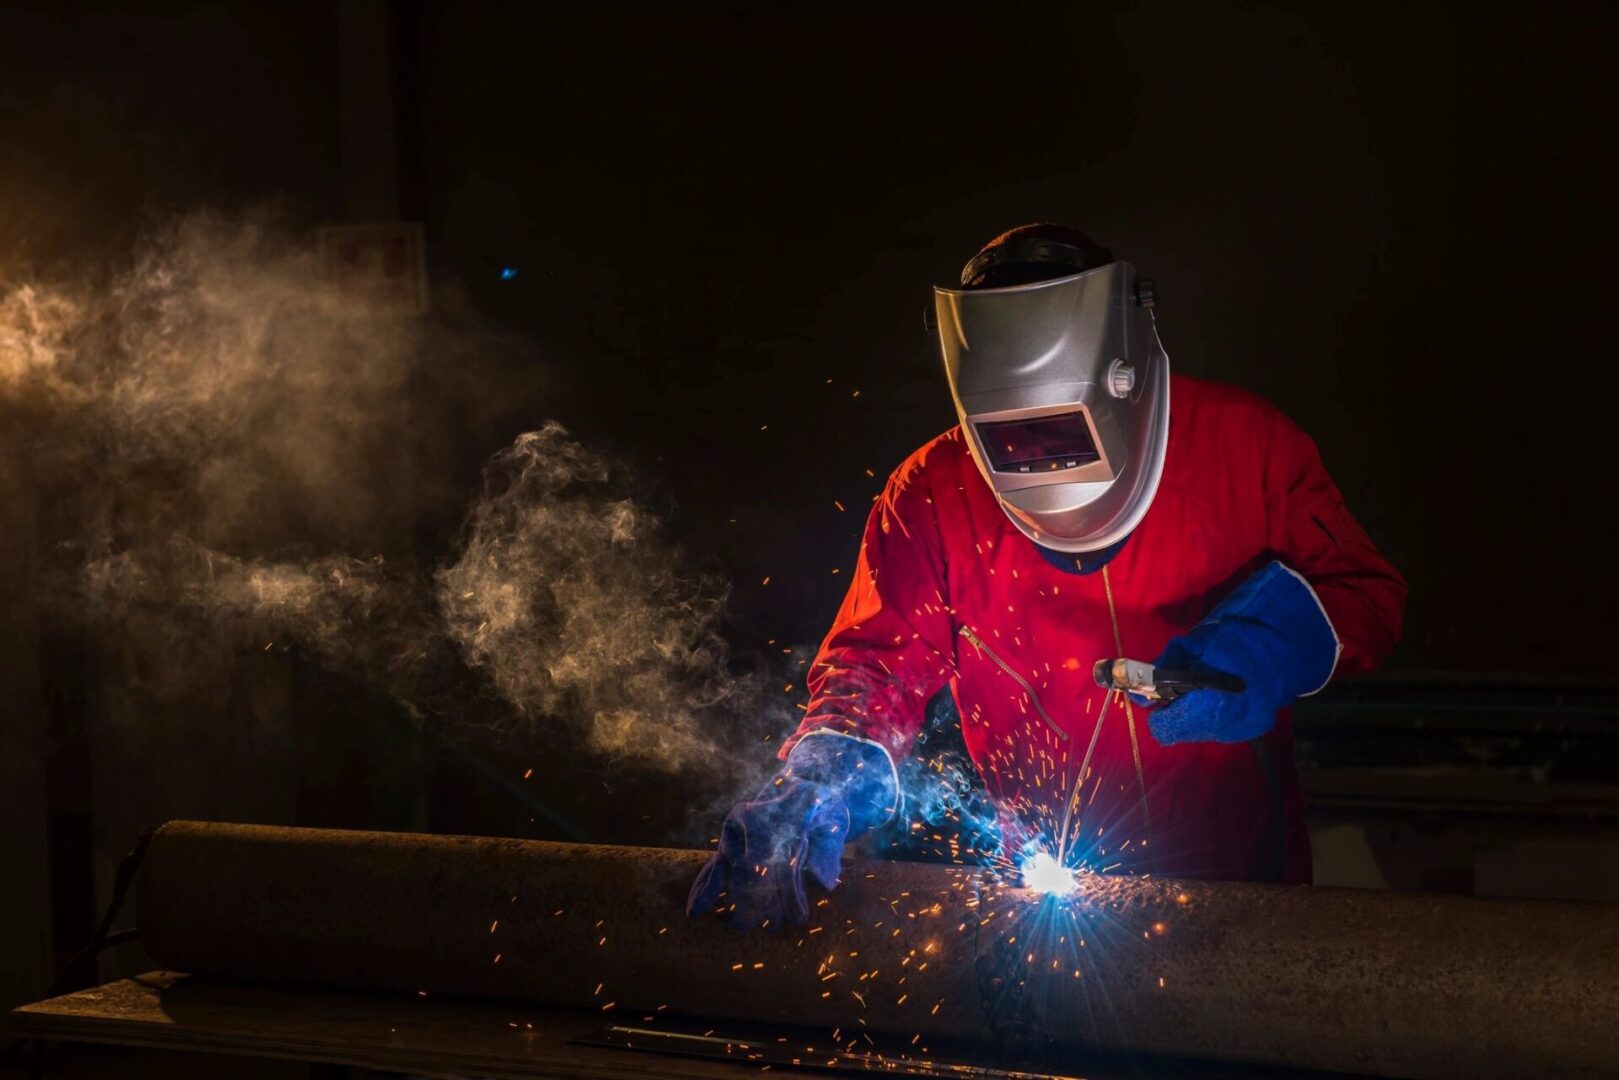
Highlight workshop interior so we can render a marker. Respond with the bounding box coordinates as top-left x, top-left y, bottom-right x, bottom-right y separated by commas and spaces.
2, 3, 1616, 1078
